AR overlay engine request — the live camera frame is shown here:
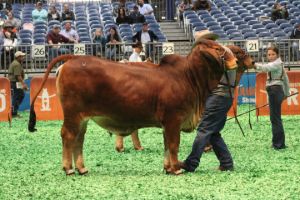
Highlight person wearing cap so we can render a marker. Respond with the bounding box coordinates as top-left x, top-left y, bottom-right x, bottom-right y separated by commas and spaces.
8, 51, 28, 118
129, 42, 143, 62
180, 30, 239, 173
46, 25, 74, 60
132, 22, 158, 58
32, 1, 47, 22
137, 0, 154, 16
129, 5, 145, 24
1, 21, 18, 68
